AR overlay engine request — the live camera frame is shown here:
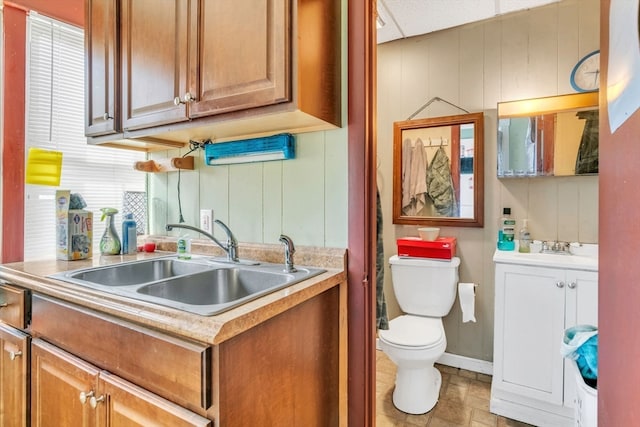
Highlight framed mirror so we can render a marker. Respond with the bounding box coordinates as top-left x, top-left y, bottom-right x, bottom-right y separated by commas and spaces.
392, 112, 484, 227
497, 92, 599, 177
